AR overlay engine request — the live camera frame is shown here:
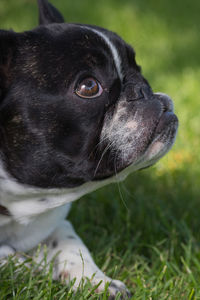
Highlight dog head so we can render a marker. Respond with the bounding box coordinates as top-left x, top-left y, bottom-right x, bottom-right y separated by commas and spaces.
0, 0, 178, 189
